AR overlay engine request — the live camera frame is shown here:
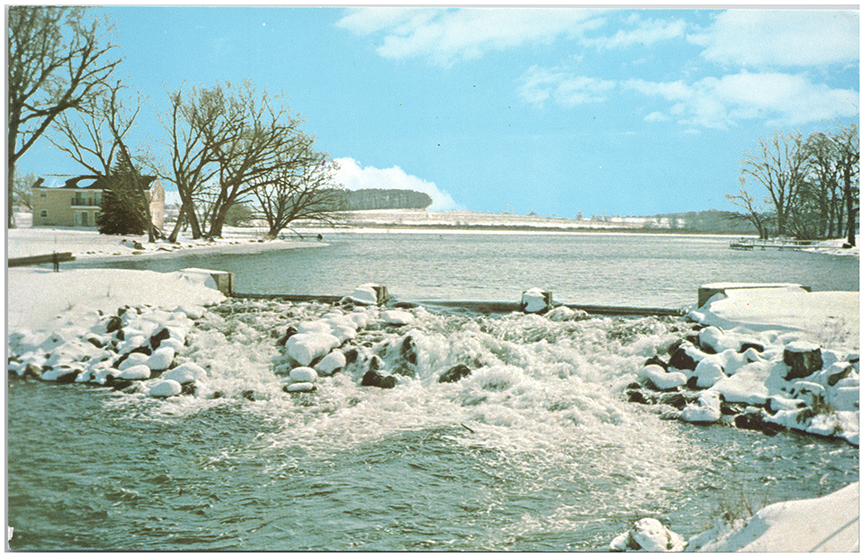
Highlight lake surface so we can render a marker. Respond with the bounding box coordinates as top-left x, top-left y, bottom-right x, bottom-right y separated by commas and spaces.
8, 232, 859, 551
67, 232, 859, 307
